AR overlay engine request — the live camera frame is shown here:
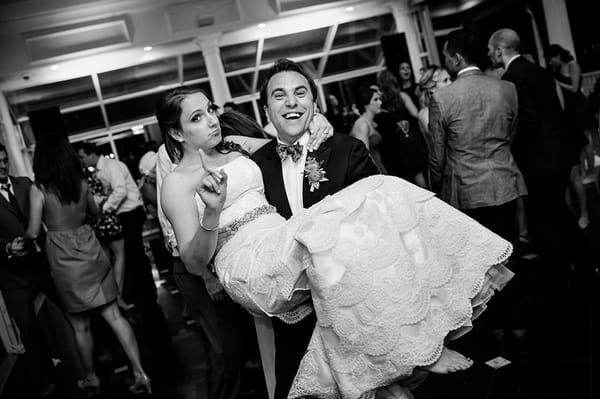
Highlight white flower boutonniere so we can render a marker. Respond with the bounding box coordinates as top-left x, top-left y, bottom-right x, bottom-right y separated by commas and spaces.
304, 156, 328, 192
